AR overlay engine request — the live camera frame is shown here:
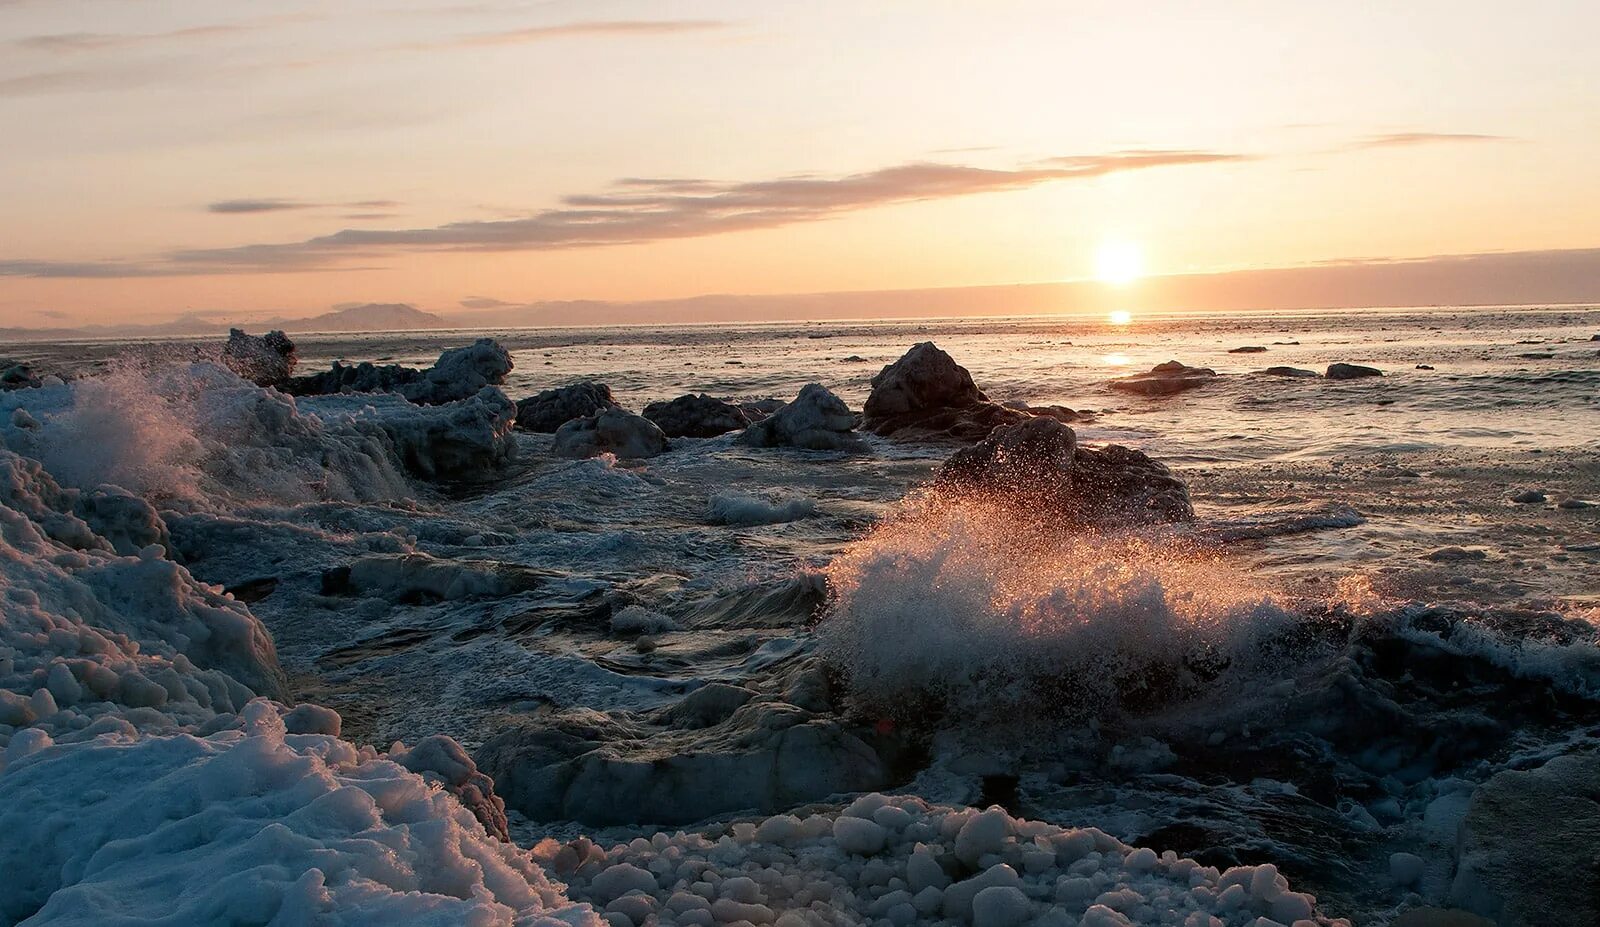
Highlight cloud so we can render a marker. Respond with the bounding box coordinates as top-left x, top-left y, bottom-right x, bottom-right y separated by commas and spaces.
1, 149, 1246, 277
206, 198, 404, 214
13, 25, 250, 53
430, 19, 732, 49
459, 296, 514, 309
1349, 132, 1512, 149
